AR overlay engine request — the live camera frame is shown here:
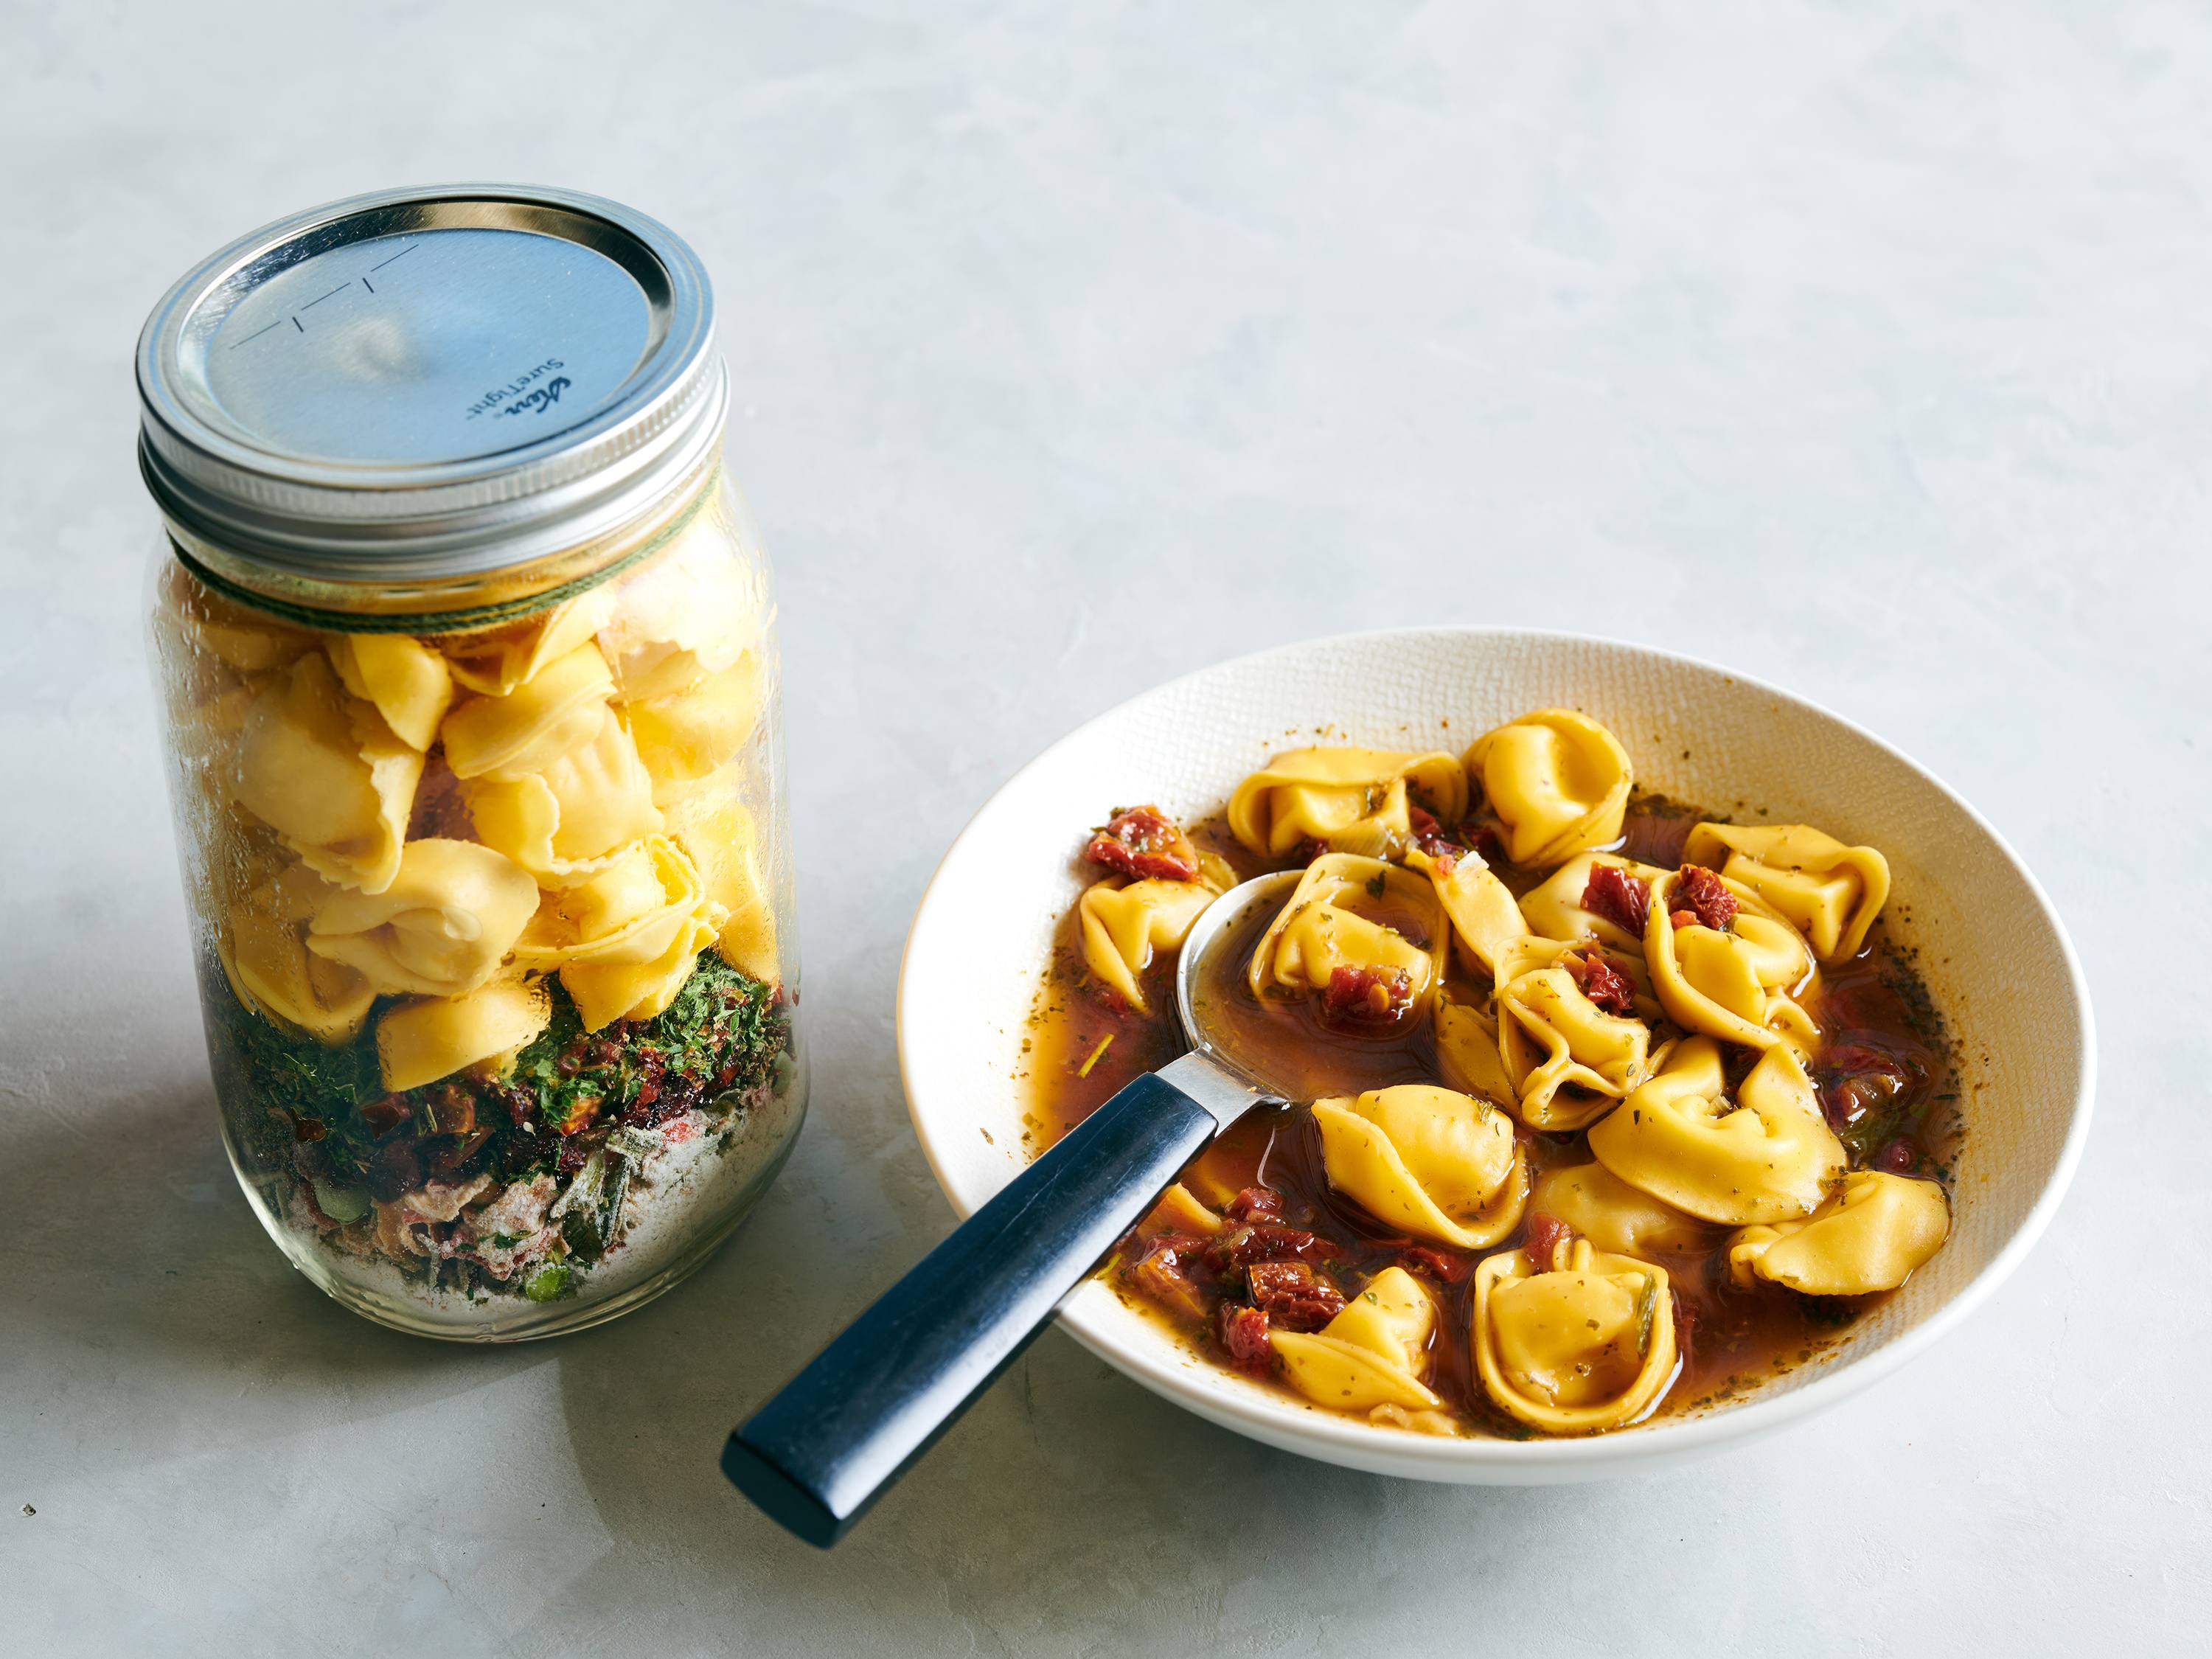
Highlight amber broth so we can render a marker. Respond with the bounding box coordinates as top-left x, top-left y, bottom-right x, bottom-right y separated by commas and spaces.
1020, 805, 1959, 1436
